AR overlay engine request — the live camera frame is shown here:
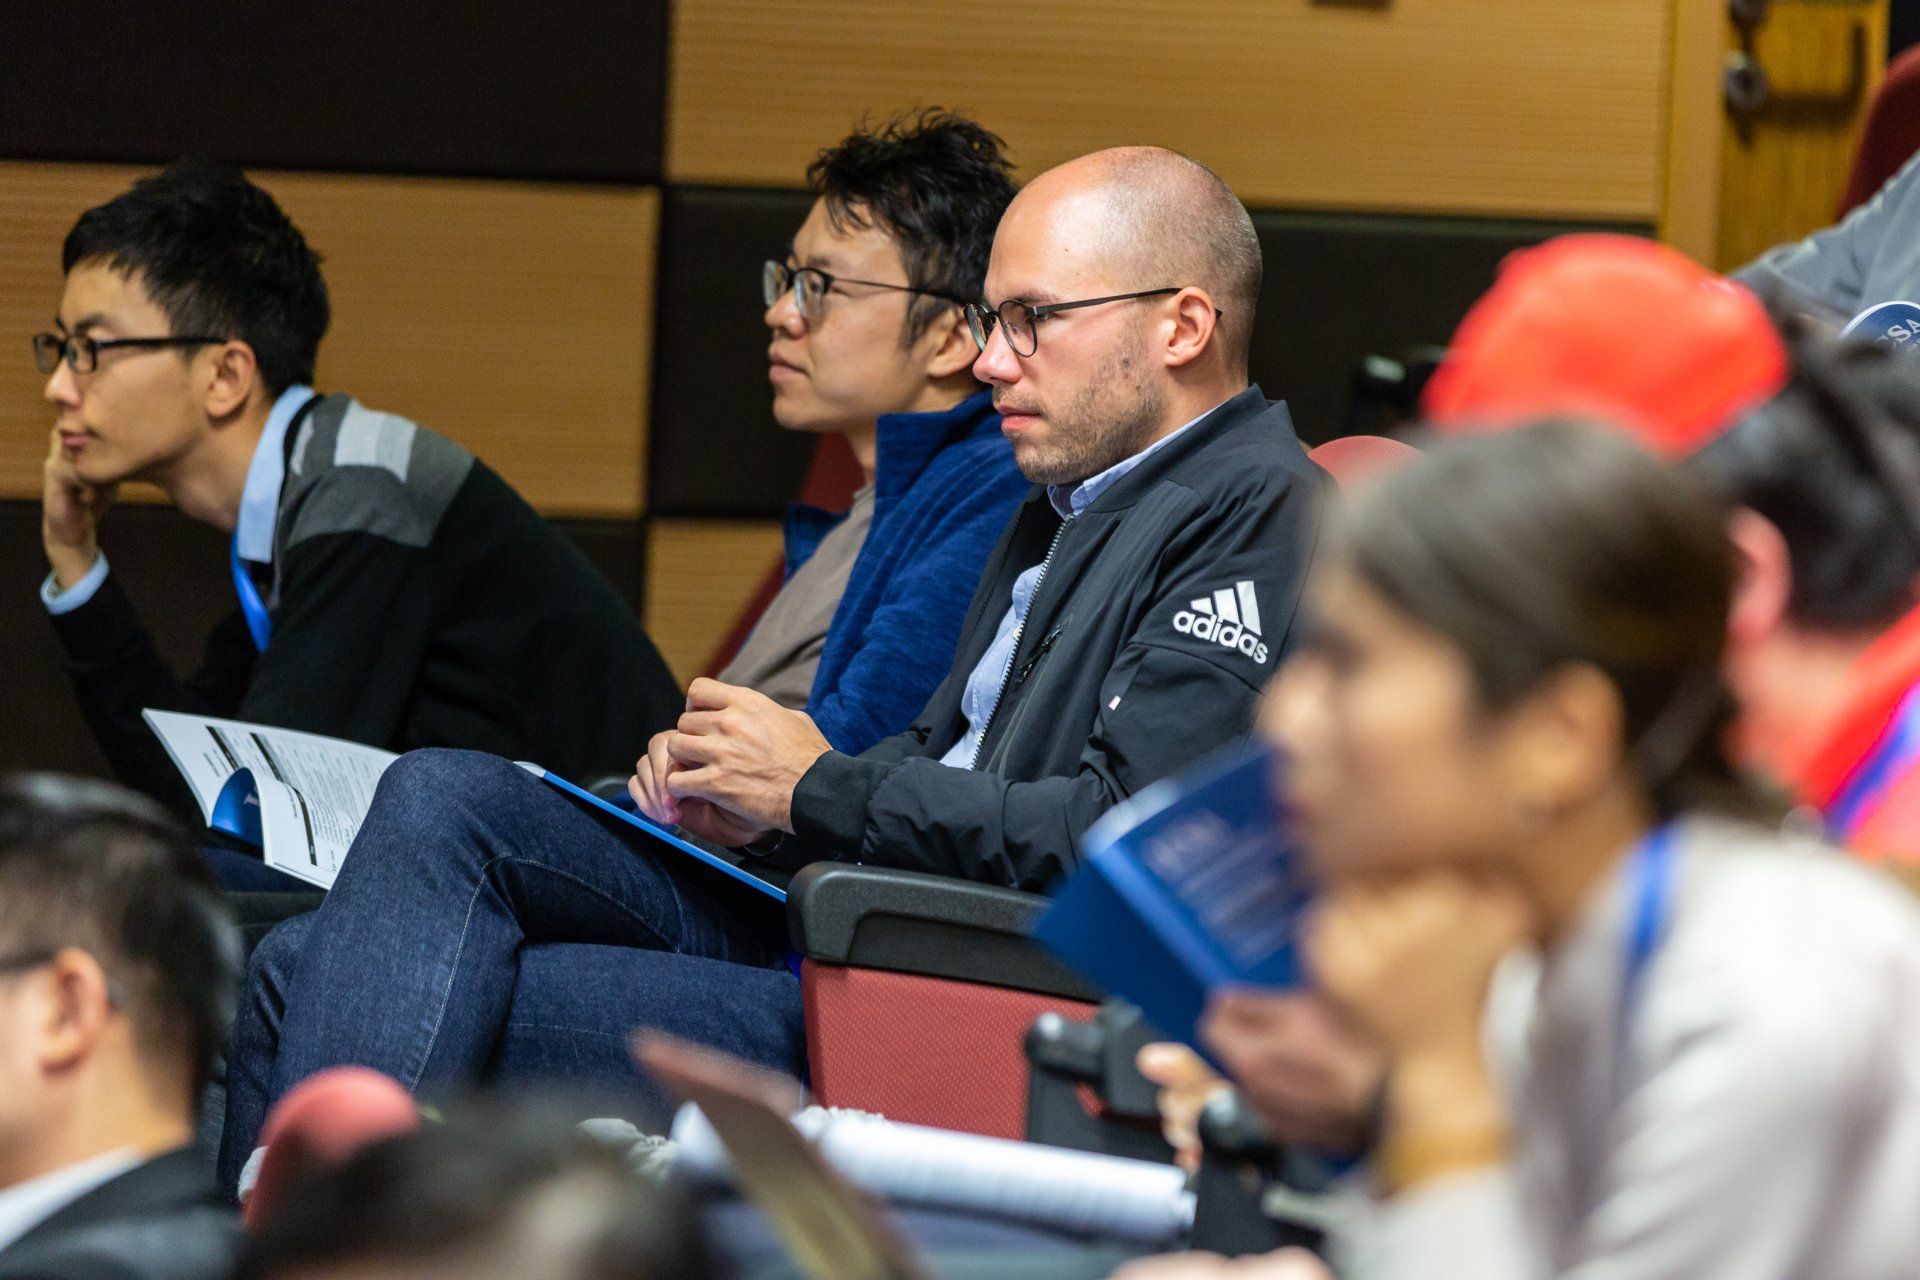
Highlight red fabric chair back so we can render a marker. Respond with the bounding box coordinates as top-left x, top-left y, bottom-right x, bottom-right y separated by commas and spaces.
1838, 45, 1920, 220
802, 960, 1099, 1139
1308, 434, 1420, 492
244, 1067, 419, 1229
